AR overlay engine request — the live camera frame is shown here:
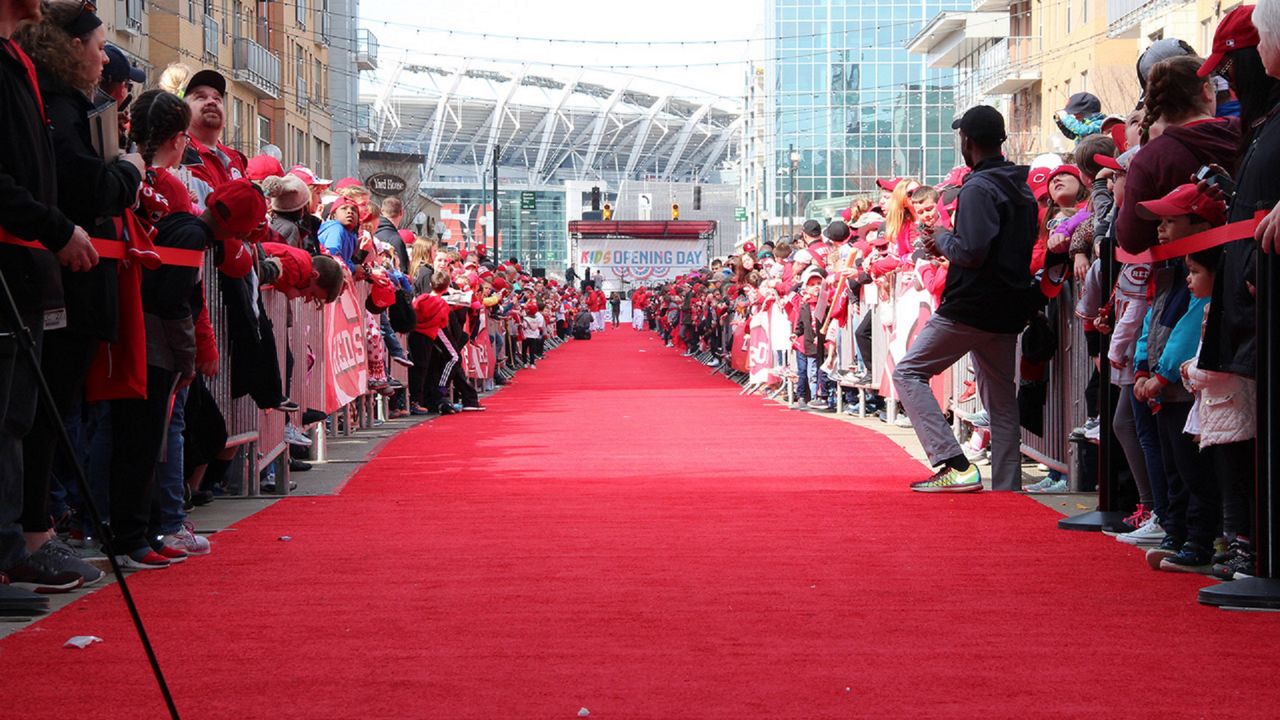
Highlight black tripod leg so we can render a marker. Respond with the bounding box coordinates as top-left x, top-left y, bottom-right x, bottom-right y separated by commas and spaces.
0, 267, 180, 719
